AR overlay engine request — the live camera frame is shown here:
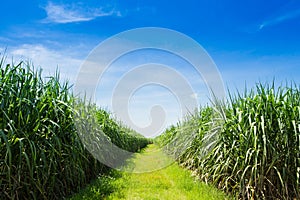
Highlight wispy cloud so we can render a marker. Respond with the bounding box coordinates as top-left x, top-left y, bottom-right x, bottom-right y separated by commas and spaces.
42, 1, 122, 24
258, 9, 300, 30
9, 44, 83, 82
